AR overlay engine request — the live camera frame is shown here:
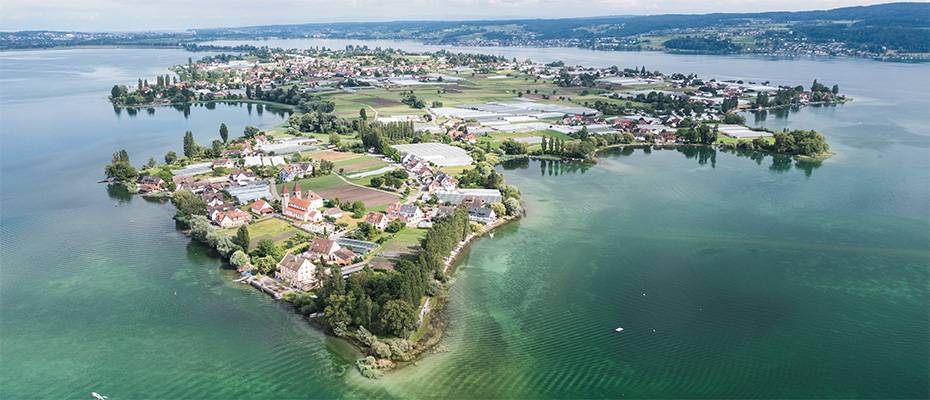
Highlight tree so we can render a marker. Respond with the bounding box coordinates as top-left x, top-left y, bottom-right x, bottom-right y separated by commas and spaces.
243, 125, 260, 138
112, 149, 129, 163
183, 130, 196, 158
356, 295, 374, 329
214, 235, 238, 258
164, 151, 177, 165
104, 160, 138, 183
254, 239, 282, 260
146, 157, 157, 169
235, 225, 251, 250
171, 190, 207, 222
359, 108, 367, 120
831, 84, 840, 95
211, 140, 224, 158
324, 293, 354, 336
379, 299, 417, 337
386, 219, 406, 233
110, 85, 123, 99
355, 222, 377, 240
504, 197, 523, 216
219, 123, 229, 143
189, 215, 212, 242
230, 250, 250, 268
104, 149, 137, 183
500, 140, 527, 155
